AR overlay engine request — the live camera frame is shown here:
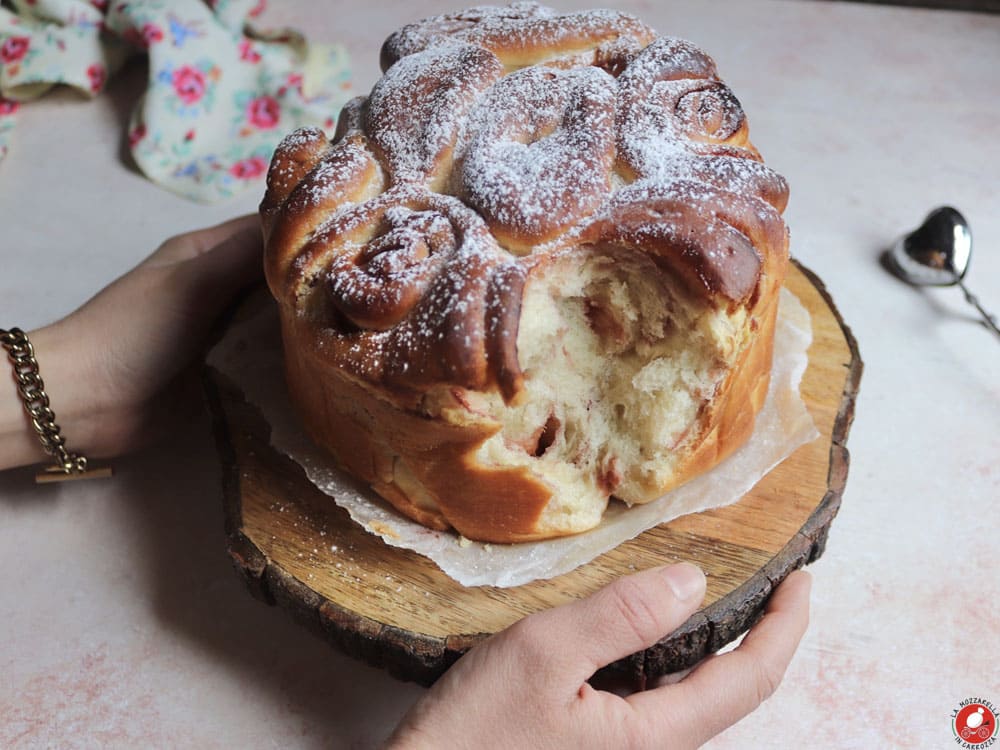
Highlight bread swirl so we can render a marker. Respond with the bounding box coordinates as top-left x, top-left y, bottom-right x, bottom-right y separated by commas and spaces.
261, 3, 789, 543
